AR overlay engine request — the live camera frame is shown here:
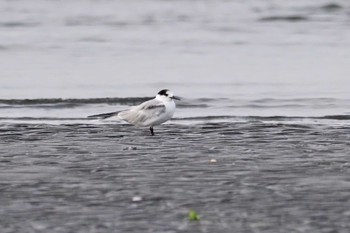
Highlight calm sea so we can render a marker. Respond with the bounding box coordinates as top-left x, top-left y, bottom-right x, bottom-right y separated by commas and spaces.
0, 0, 350, 124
